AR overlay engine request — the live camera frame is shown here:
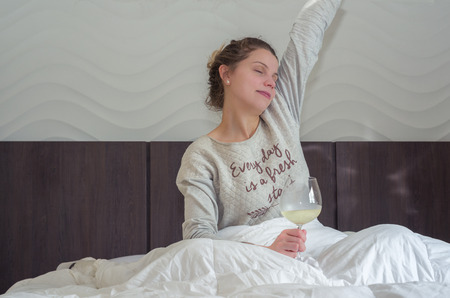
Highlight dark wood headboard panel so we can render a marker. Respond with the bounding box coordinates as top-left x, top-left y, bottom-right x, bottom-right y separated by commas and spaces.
302, 142, 337, 229
2, 141, 449, 293
336, 142, 450, 243
149, 142, 190, 250
0, 142, 149, 294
